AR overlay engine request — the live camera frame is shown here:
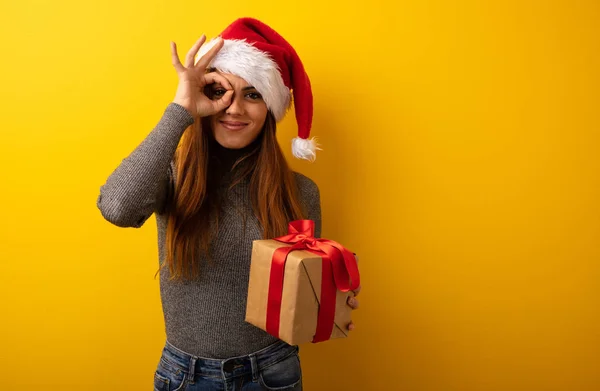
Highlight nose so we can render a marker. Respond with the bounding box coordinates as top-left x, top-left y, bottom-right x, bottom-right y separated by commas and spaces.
225, 93, 245, 116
